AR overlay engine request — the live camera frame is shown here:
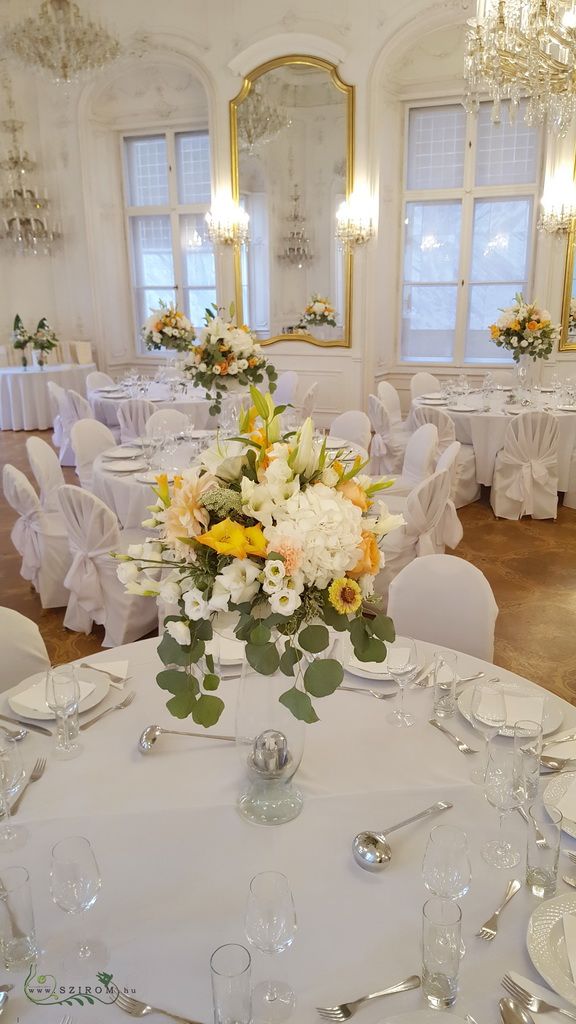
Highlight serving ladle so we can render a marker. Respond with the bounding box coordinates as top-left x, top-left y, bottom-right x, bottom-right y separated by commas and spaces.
500, 997, 536, 1024
138, 724, 235, 754
352, 800, 453, 872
